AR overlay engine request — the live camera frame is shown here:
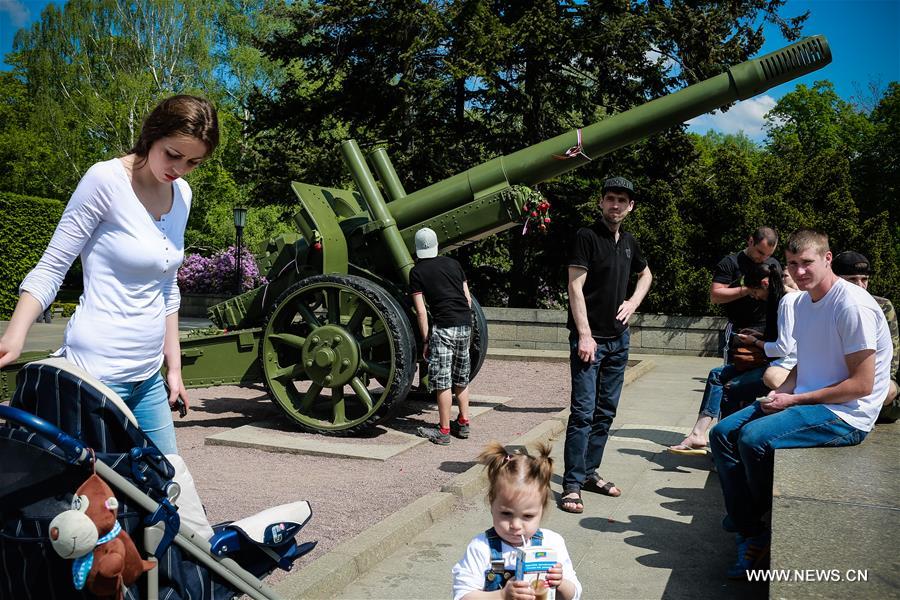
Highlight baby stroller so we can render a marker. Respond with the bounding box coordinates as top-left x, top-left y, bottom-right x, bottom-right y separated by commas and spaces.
0, 358, 316, 600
